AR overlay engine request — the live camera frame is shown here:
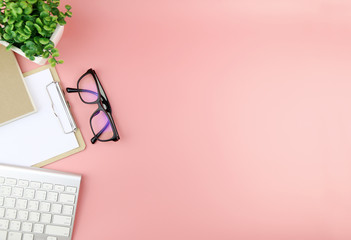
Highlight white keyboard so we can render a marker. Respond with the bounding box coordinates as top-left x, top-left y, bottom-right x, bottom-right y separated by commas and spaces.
0, 164, 81, 240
